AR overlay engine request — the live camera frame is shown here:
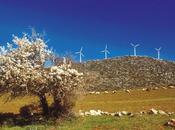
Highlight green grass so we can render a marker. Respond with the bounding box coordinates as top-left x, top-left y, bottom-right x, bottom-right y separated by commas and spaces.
57, 115, 175, 130
0, 115, 174, 130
